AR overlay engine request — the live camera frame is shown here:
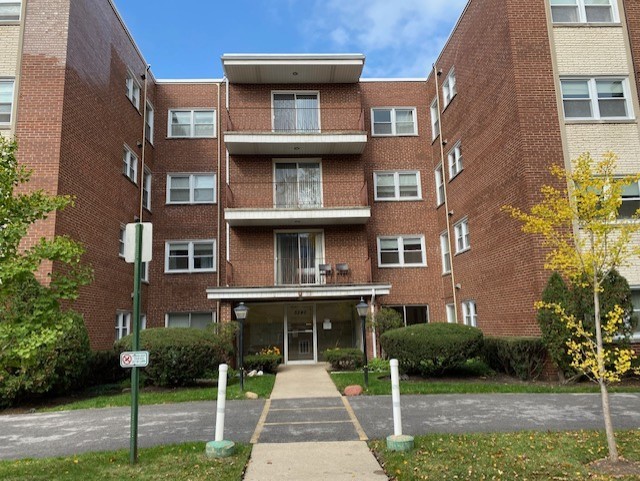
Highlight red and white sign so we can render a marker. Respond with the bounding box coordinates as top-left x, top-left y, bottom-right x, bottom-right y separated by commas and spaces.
120, 351, 150, 368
